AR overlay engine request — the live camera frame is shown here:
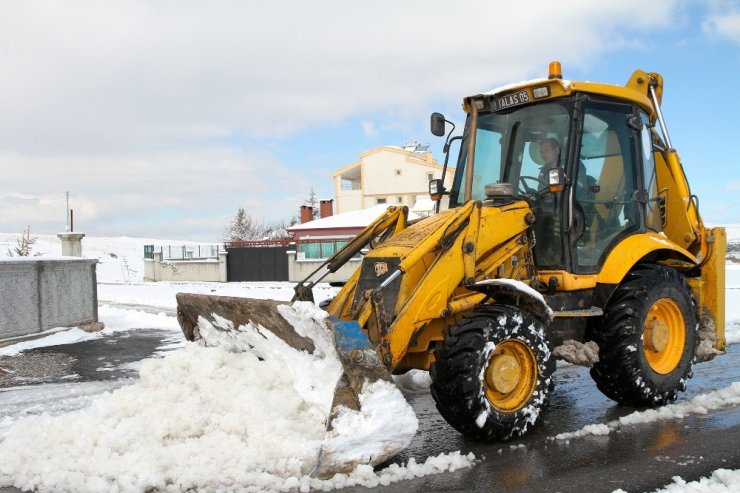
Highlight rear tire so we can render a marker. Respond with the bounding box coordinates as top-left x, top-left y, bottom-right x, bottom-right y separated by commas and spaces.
430, 305, 554, 442
590, 265, 698, 406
